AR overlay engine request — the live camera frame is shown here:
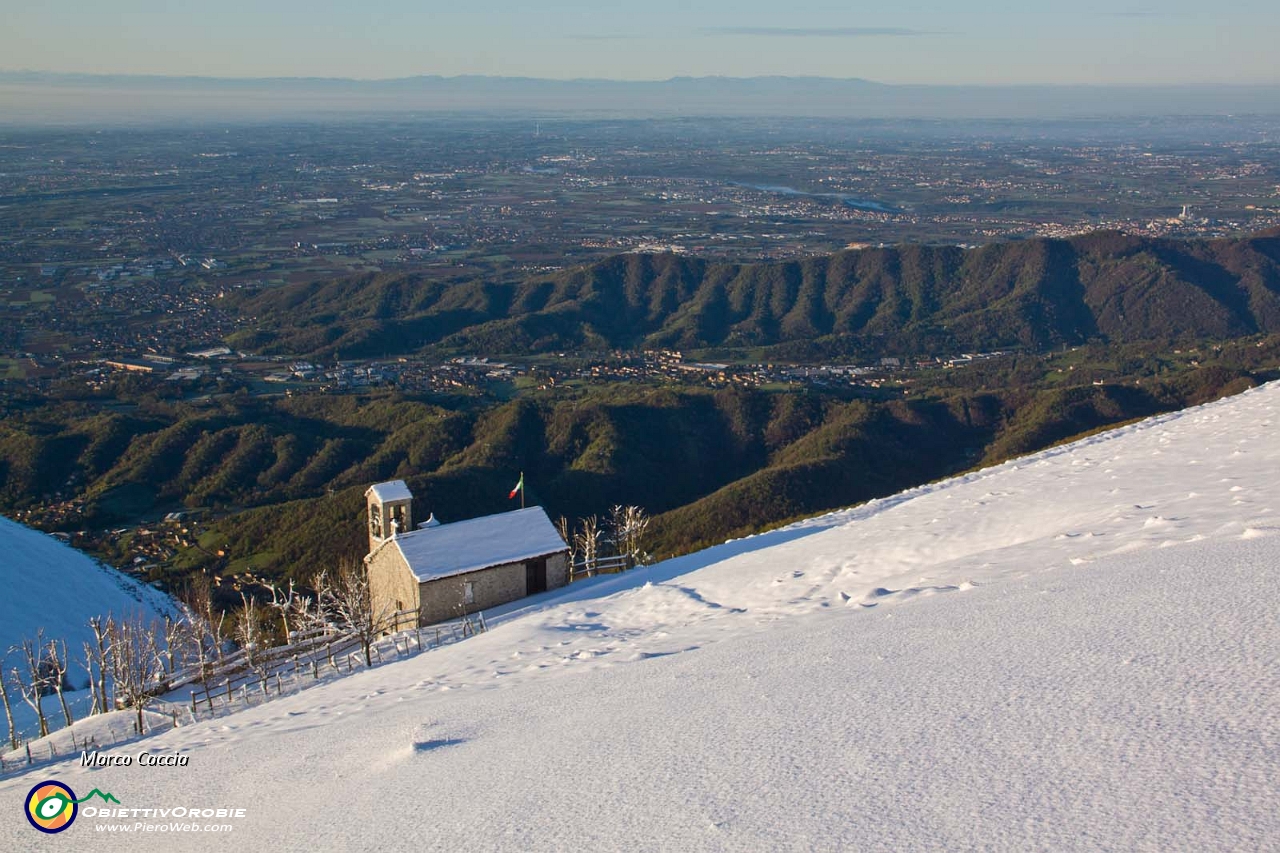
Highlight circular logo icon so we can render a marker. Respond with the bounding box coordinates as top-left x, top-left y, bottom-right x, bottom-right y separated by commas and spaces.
25, 780, 78, 834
